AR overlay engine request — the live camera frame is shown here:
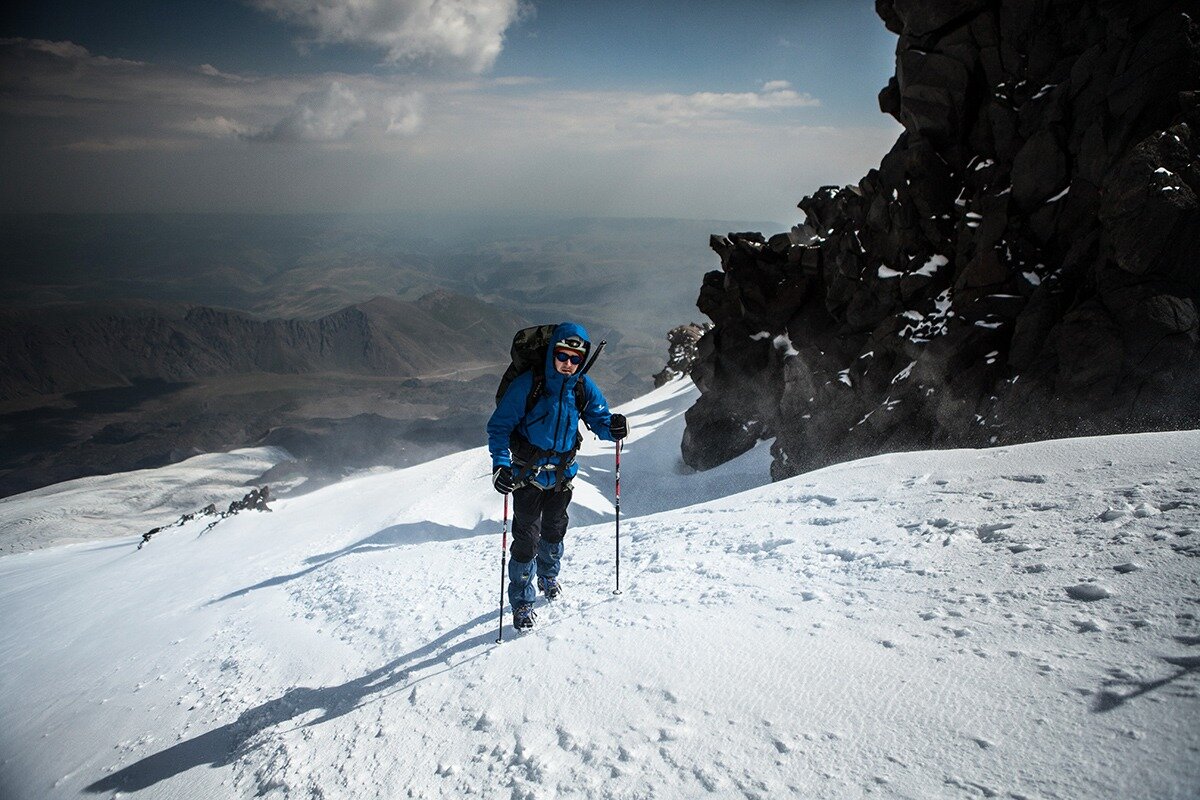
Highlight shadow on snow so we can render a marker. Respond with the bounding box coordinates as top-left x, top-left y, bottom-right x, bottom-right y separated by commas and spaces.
84, 610, 498, 794
86, 592, 619, 795
206, 519, 497, 605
